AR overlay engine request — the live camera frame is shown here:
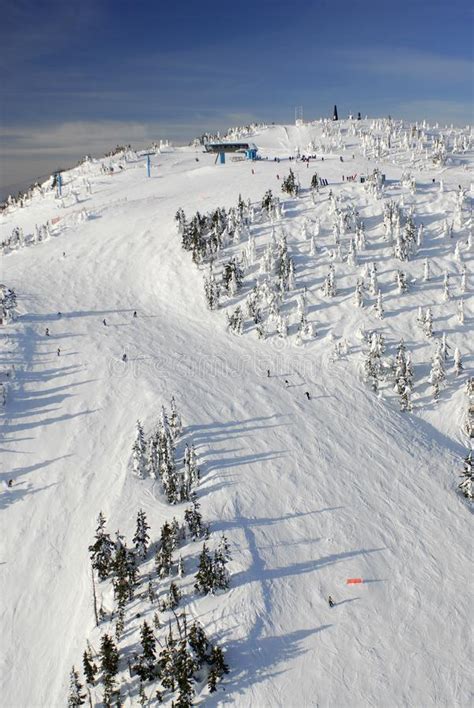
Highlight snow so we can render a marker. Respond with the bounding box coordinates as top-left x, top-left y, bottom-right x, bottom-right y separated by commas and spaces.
0, 118, 472, 707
